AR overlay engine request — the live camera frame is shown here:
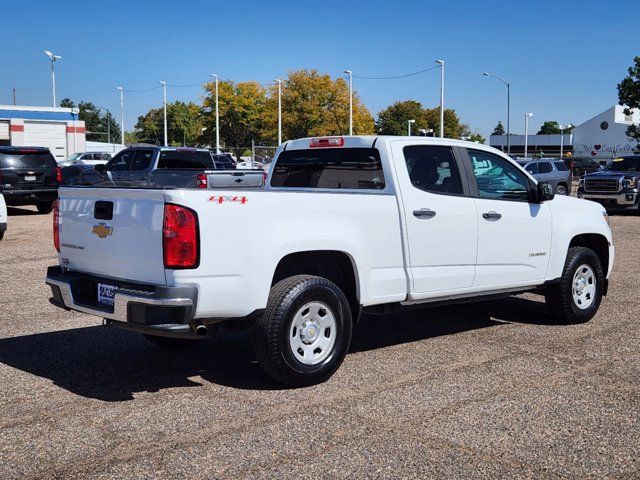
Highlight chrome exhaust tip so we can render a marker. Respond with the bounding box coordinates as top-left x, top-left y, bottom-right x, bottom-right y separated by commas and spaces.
195, 324, 208, 336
